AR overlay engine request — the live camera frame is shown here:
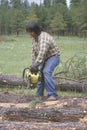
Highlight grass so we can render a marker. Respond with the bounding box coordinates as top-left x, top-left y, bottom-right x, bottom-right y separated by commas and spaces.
0, 34, 32, 75
0, 35, 87, 75
0, 34, 87, 97
0, 87, 87, 97
56, 36, 87, 62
